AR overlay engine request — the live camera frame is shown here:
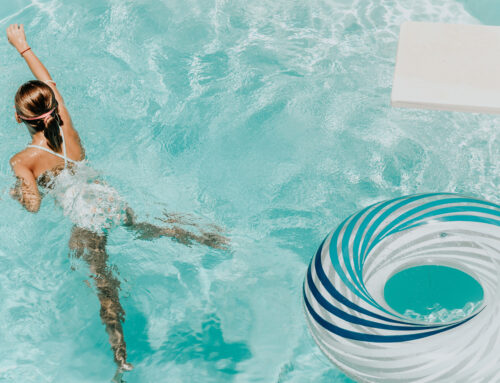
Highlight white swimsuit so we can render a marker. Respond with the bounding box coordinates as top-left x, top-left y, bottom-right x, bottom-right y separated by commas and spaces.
29, 126, 127, 233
